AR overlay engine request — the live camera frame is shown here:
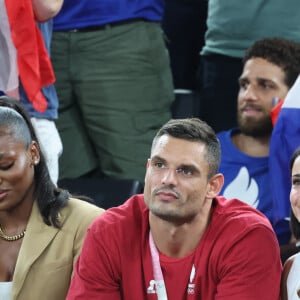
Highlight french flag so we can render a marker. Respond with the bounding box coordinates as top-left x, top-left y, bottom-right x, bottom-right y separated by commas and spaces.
270, 74, 300, 226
